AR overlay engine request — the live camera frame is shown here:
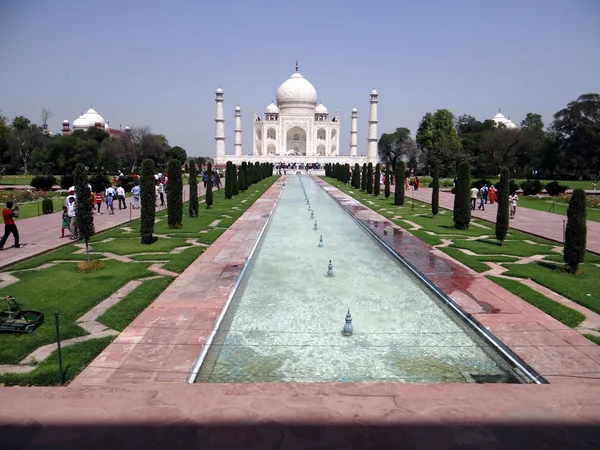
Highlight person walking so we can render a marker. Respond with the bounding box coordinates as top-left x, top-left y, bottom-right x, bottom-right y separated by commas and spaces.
478, 185, 487, 211
94, 191, 103, 214
116, 185, 126, 209
131, 183, 140, 209
0, 201, 20, 250
61, 206, 70, 238
489, 185, 497, 204
510, 193, 519, 219
68, 197, 78, 240
470, 186, 479, 210
158, 182, 165, 206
